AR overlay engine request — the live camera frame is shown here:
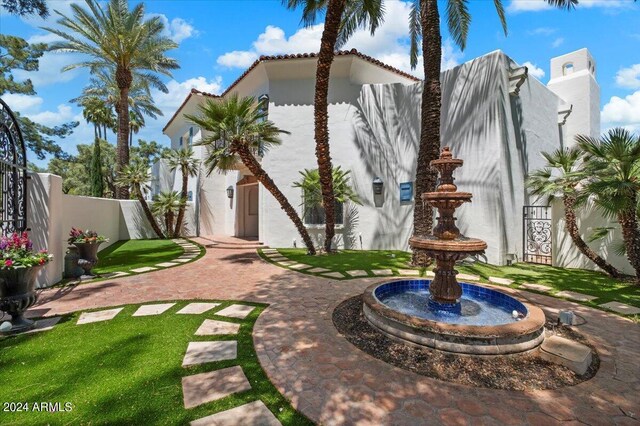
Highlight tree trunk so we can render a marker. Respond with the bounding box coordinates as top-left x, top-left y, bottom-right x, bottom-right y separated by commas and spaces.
564, 196, 620, 278
314, 0, 346, 253
115, 67, 132, 199
134, 184, 164, 239
234, 142, 316, 254
165, 212, 174, 238
173, 167, 189, 238
618, 197, 640, 282
411, 0, 441, 267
